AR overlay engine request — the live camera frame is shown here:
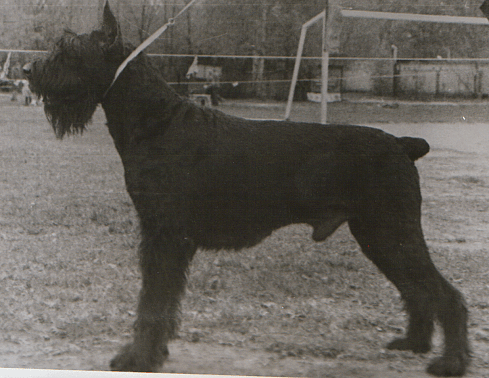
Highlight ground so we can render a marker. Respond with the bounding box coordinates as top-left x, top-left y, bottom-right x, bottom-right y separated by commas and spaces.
0, 95, 488, 377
